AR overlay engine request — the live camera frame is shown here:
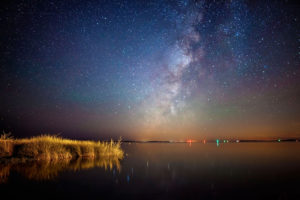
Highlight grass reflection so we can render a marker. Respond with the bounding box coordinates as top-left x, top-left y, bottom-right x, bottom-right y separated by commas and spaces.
0, 155, 122, 182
